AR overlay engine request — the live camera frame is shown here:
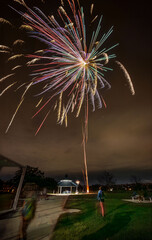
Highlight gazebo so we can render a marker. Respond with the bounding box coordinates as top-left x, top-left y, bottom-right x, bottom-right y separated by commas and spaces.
58, 179, 78, 194
0, 154, 26, 212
